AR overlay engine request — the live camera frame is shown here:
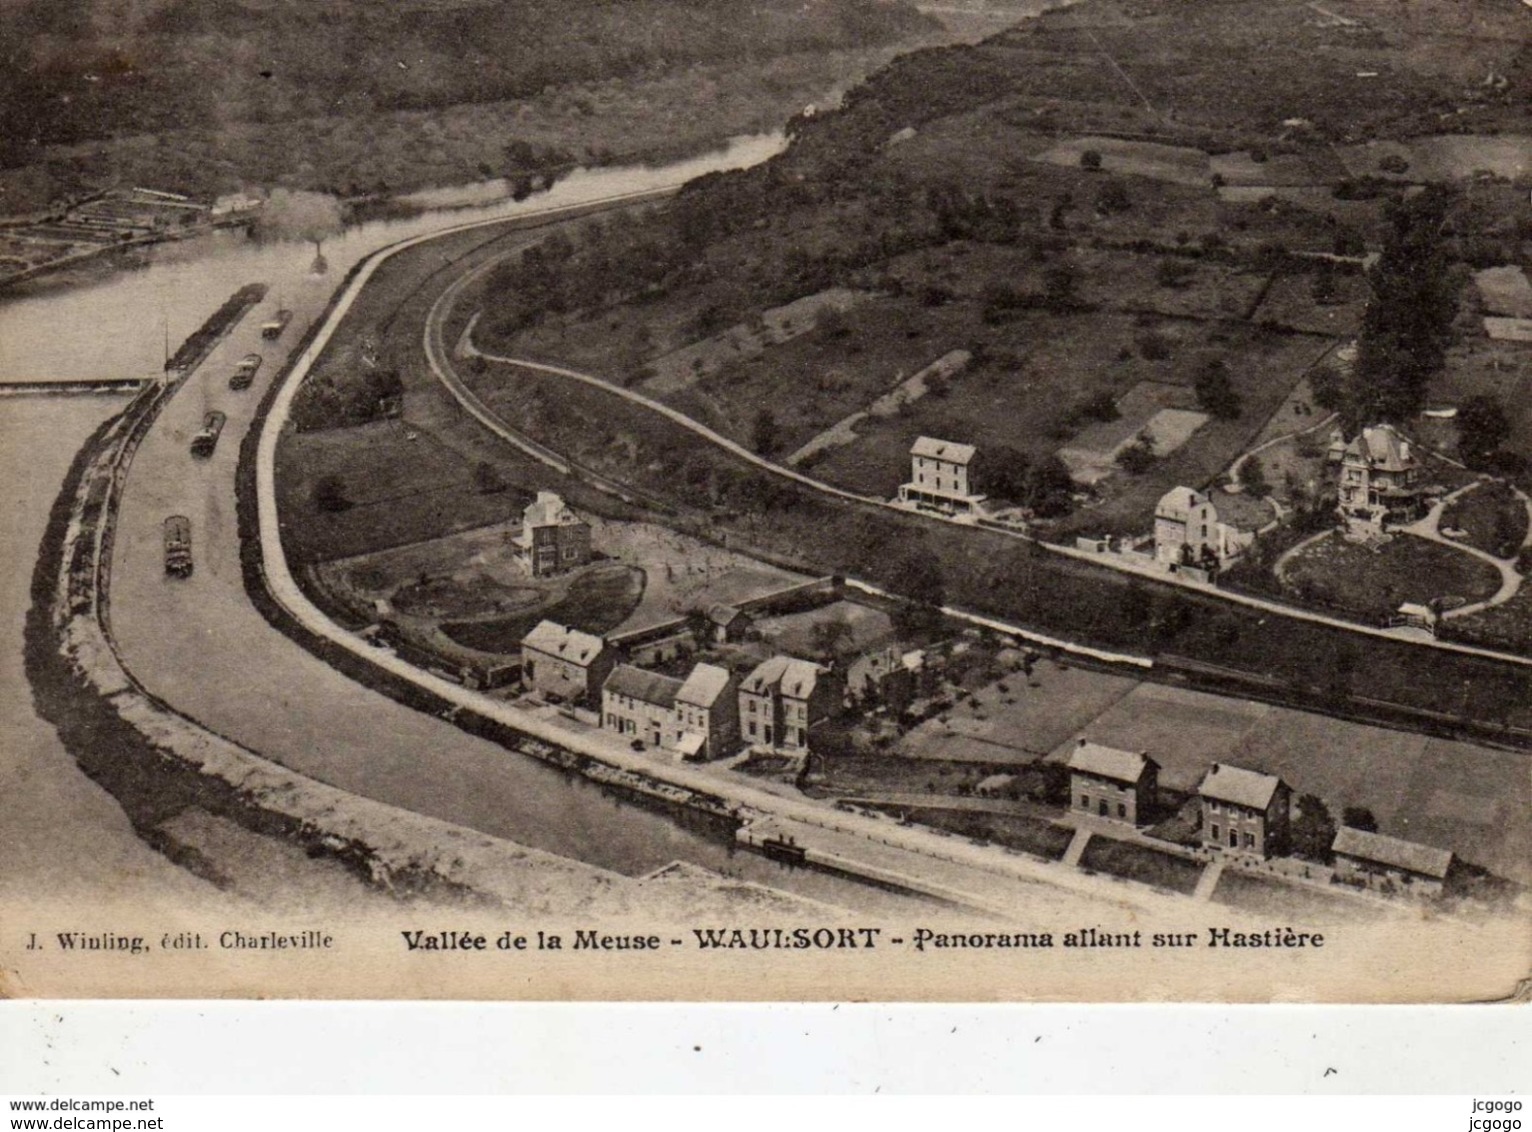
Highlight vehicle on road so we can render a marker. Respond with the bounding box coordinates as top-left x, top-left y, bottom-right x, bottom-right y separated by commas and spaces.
190, 410, 227, 458
260, 309, 293, 340
229, 353, 262, 390
163, 515, 193, 578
